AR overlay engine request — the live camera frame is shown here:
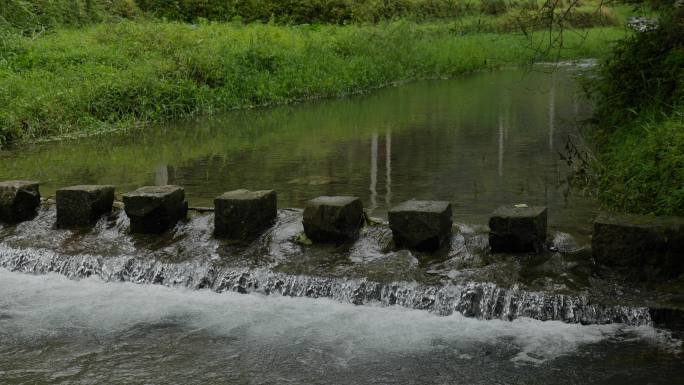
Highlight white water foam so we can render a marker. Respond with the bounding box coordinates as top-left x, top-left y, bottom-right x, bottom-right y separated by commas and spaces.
0, 269, 677, 366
